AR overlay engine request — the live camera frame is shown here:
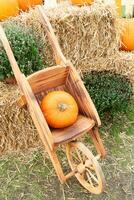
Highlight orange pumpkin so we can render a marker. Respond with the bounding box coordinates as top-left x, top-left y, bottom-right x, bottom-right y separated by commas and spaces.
0, 0, 19, 20
41, 91, 78, 128
71, 0, 94, 6
121, 19, 134, 51
18, 0, 43, 11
